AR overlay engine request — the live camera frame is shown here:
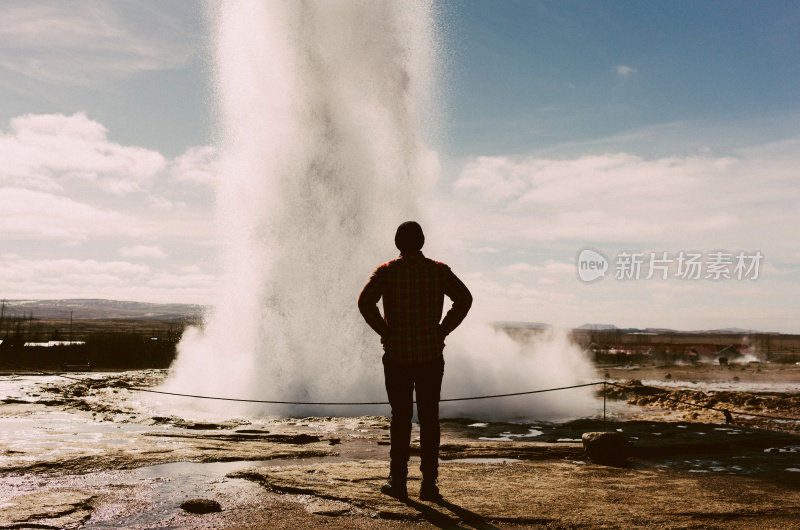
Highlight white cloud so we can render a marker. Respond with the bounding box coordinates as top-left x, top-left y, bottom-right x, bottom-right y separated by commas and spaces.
170, 145, 218, 185
497, 261, 573, 277
0, 113, 218, 303
0, 2, 197, 86
118, 245, 167, 259
0, 256, 148, 292
1, 112, 167, 196
497, 262, 540, 275
616, 65, 636, 77
148, 196, 177, 210
448, 147, 800, 250
455, 156, 530, 201
0, 112, 219, 246
0, 254, 216, 304
457, 254, 800, 332
428, 140, 800, 332
0, 187, 134, 240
